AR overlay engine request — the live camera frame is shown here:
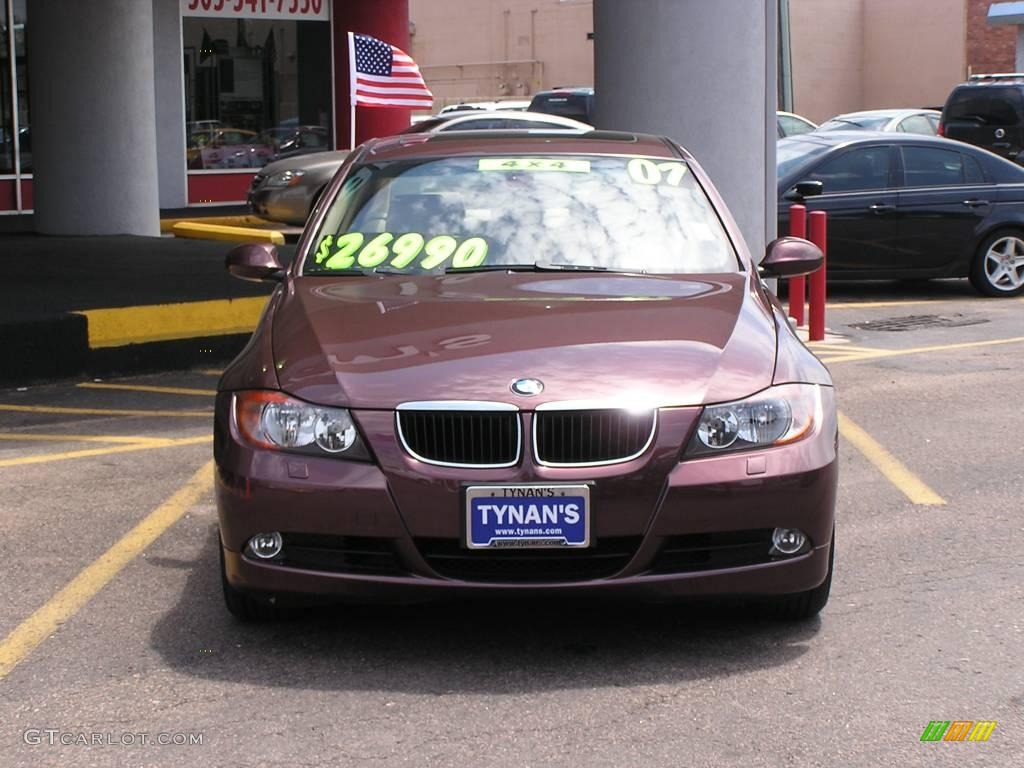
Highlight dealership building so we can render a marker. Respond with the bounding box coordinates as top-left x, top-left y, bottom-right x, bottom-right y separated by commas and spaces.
9, 0, 1011, 254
